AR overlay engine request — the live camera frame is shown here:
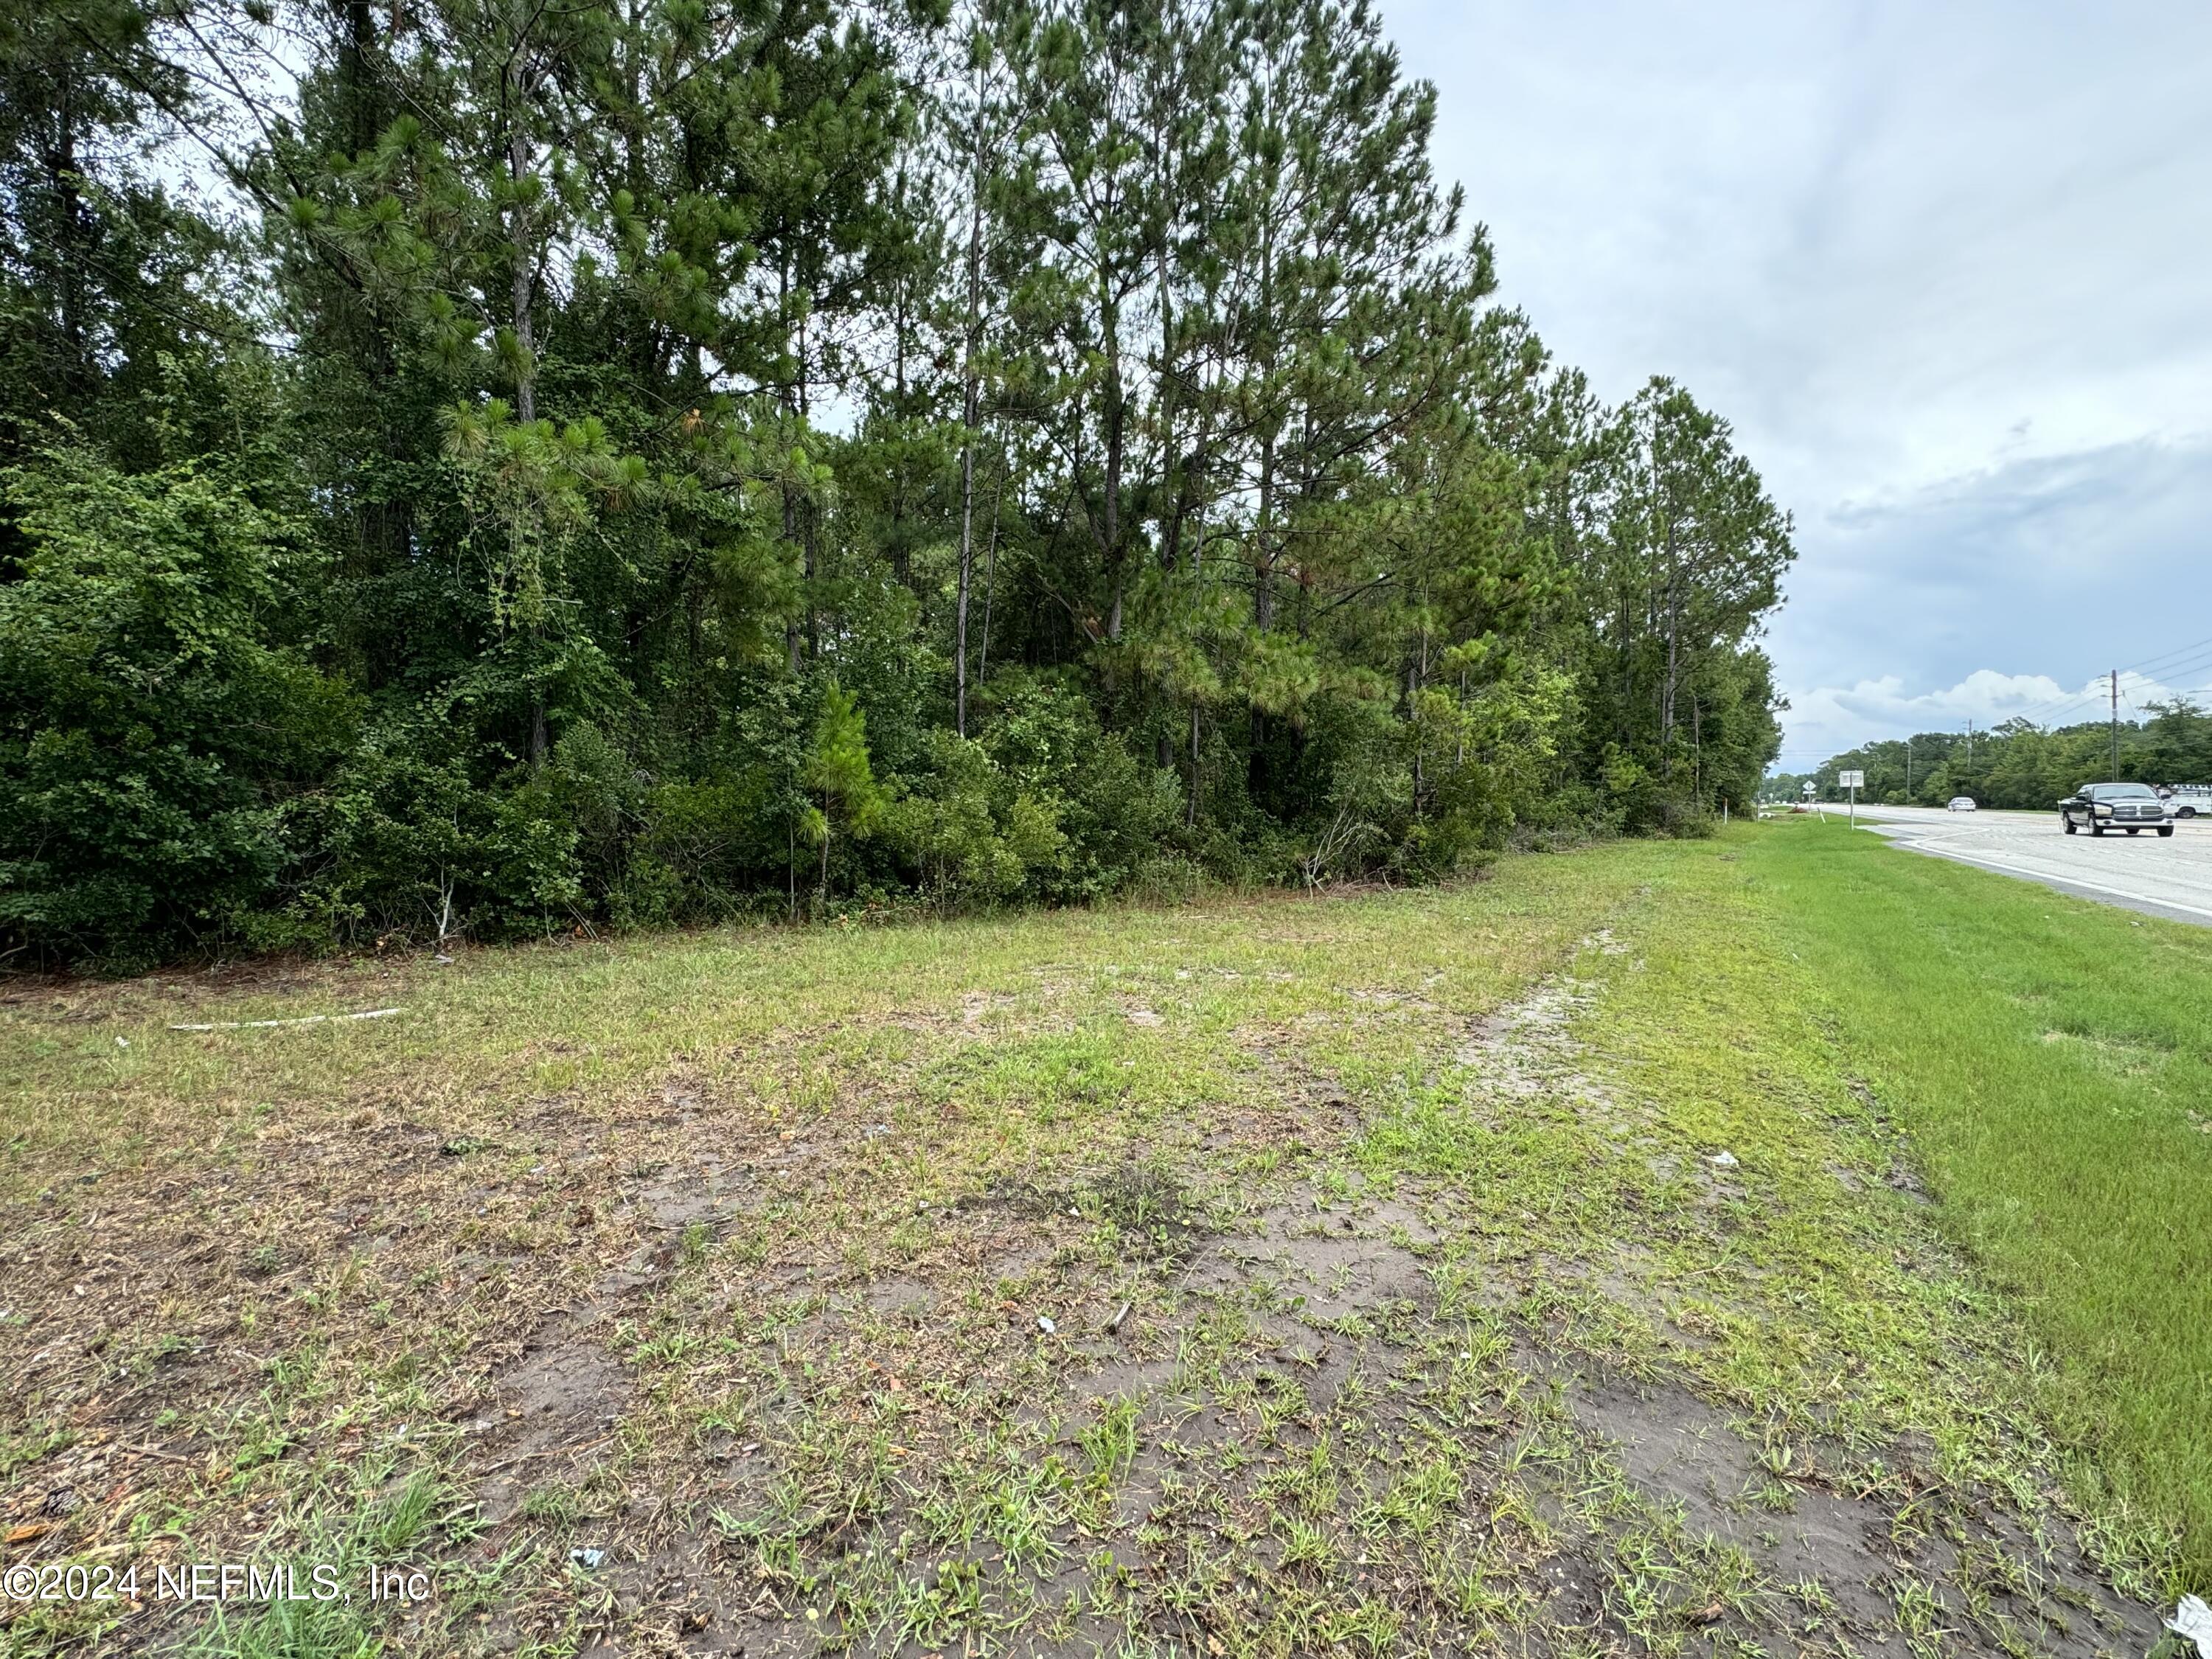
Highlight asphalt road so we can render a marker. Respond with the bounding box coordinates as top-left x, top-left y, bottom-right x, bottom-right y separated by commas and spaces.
1809, 801, 2212, 927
